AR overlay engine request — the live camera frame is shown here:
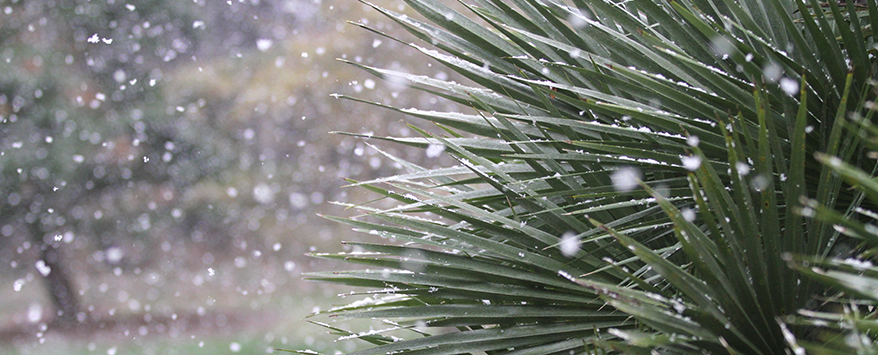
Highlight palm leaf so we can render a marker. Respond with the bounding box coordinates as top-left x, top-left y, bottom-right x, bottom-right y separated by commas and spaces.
298, 0, 878, 354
